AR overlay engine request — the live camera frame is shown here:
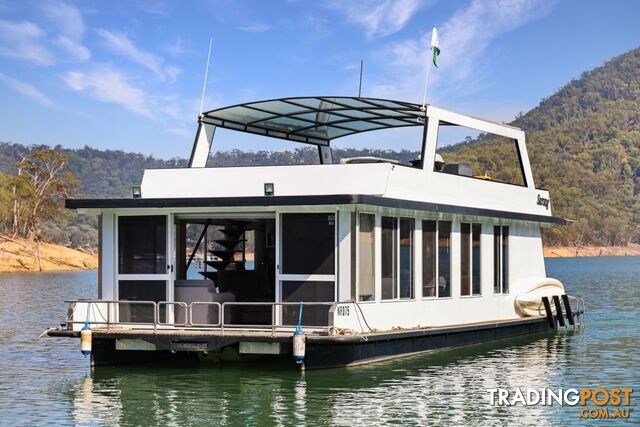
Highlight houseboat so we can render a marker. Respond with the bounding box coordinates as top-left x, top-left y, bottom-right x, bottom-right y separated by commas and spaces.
47, 96, 584, 368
